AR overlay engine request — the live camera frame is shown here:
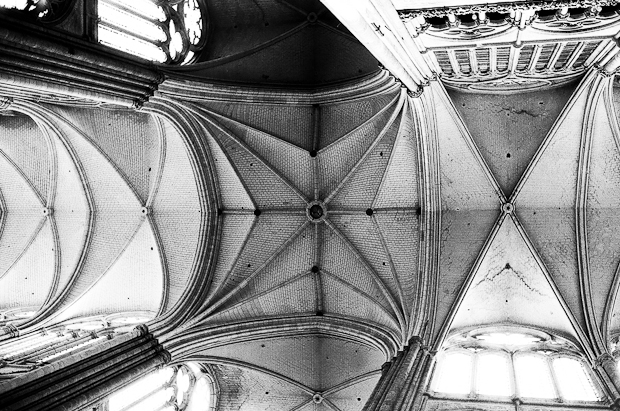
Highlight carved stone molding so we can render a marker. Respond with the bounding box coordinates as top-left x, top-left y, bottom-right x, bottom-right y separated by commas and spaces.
400, 1, 618, 18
